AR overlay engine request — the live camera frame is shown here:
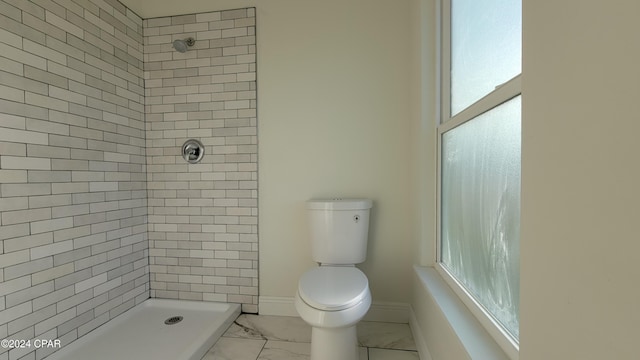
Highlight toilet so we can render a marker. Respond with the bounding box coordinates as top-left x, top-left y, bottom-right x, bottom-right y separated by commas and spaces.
294, 198, 373, 360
